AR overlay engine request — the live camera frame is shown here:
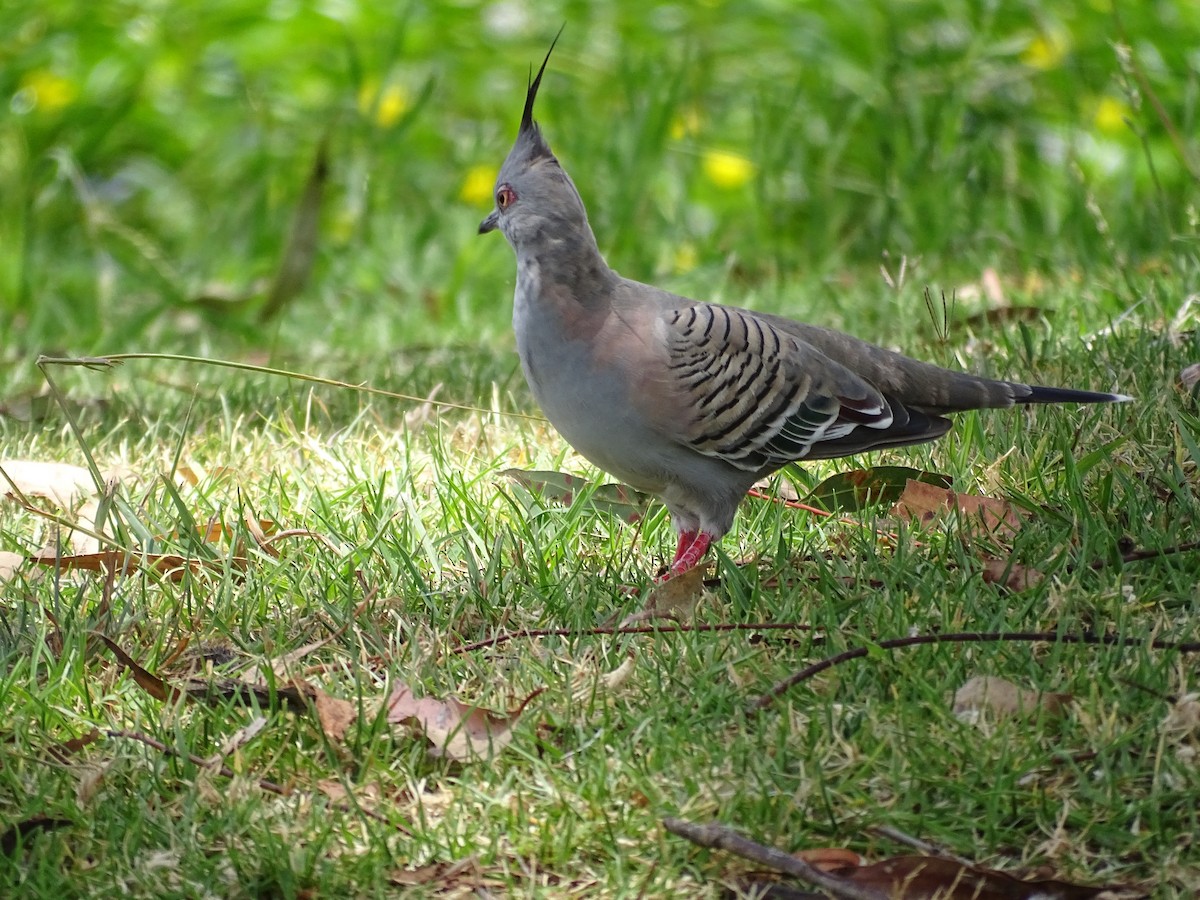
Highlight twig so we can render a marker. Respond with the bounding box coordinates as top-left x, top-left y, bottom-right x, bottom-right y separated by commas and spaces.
451, 621, 816, 655
105, 729, 409, 833
37, 352, 545, 421
746, 488, 832, 516
1088, 539, 1200, 570
751, 631, 1200, 712
662, 817, 879, 900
